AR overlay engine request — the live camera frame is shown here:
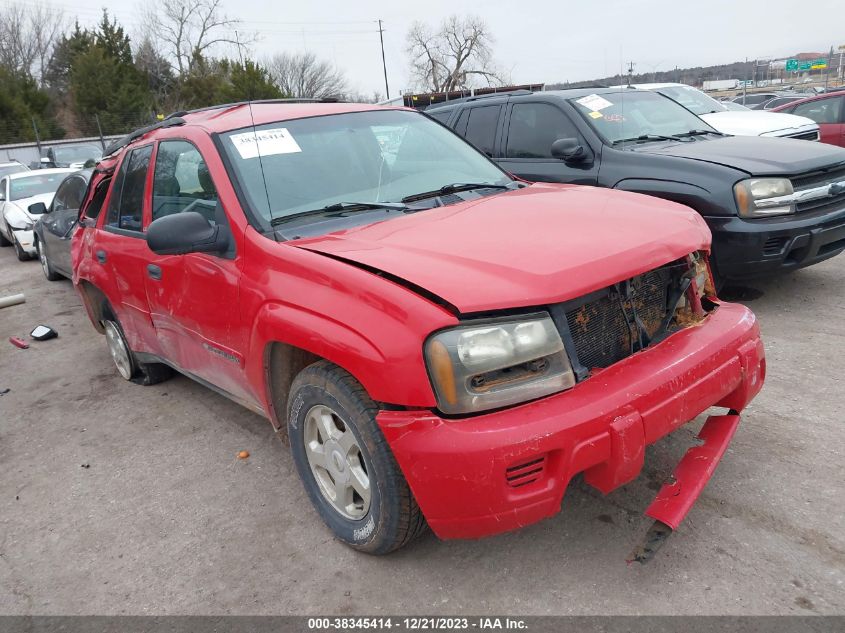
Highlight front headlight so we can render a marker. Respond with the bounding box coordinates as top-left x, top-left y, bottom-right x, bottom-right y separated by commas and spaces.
425, 314, 576, 415
734, 178, 795, 218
